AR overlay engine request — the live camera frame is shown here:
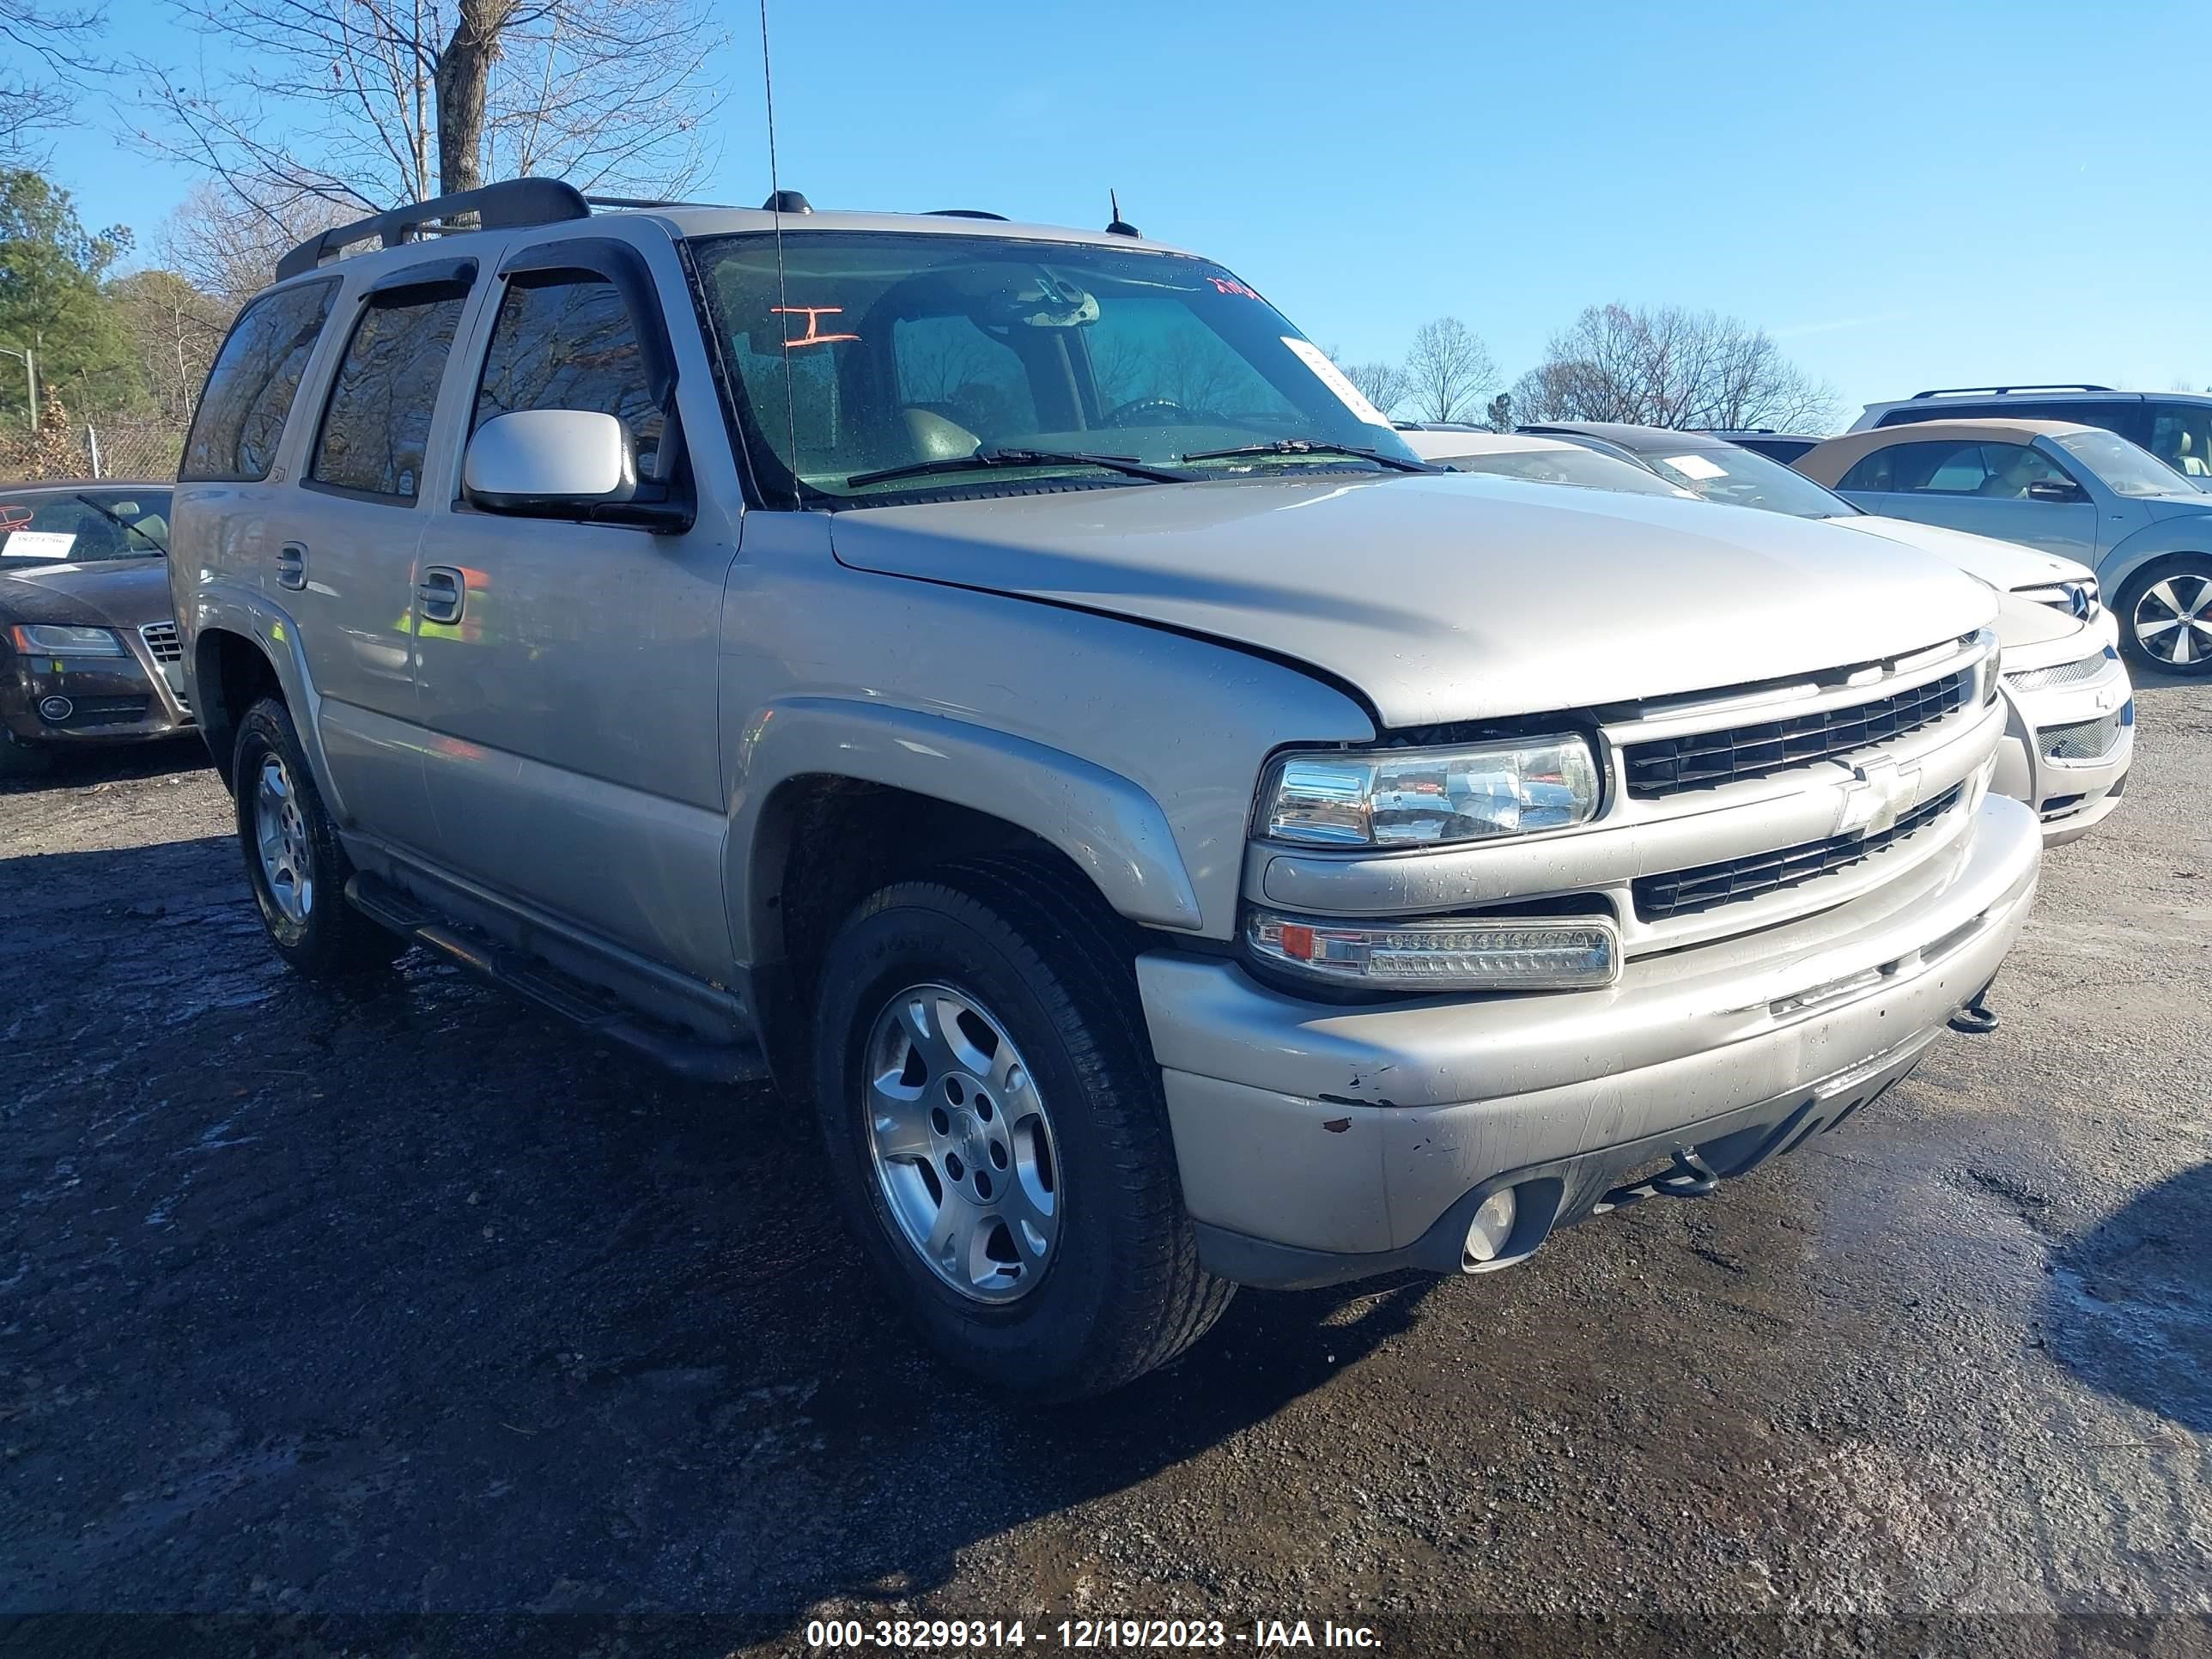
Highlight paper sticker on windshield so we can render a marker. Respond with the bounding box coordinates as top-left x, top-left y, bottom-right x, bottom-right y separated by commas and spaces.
1281, 337, 1394, 429
1663, 453, 1727, 481
2, 530, 76, 559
